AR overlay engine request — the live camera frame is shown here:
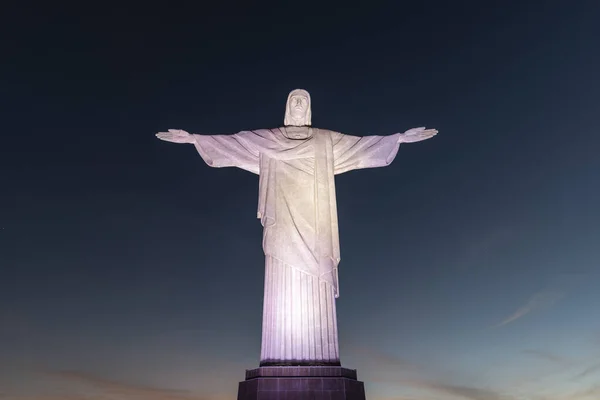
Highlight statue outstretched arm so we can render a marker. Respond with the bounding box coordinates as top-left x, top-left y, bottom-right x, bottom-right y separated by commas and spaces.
156, 129, 196, 143
398, 127, 438, 143
156, 129, 260, 174
332, 127, 437, 175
